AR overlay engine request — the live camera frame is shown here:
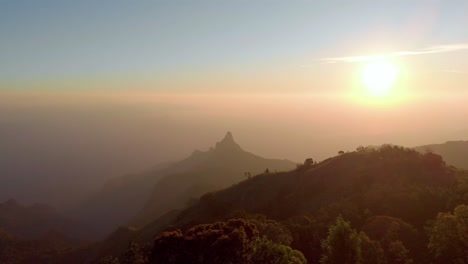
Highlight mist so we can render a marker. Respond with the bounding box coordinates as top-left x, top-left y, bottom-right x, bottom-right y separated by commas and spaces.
1, 91, 466, 208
